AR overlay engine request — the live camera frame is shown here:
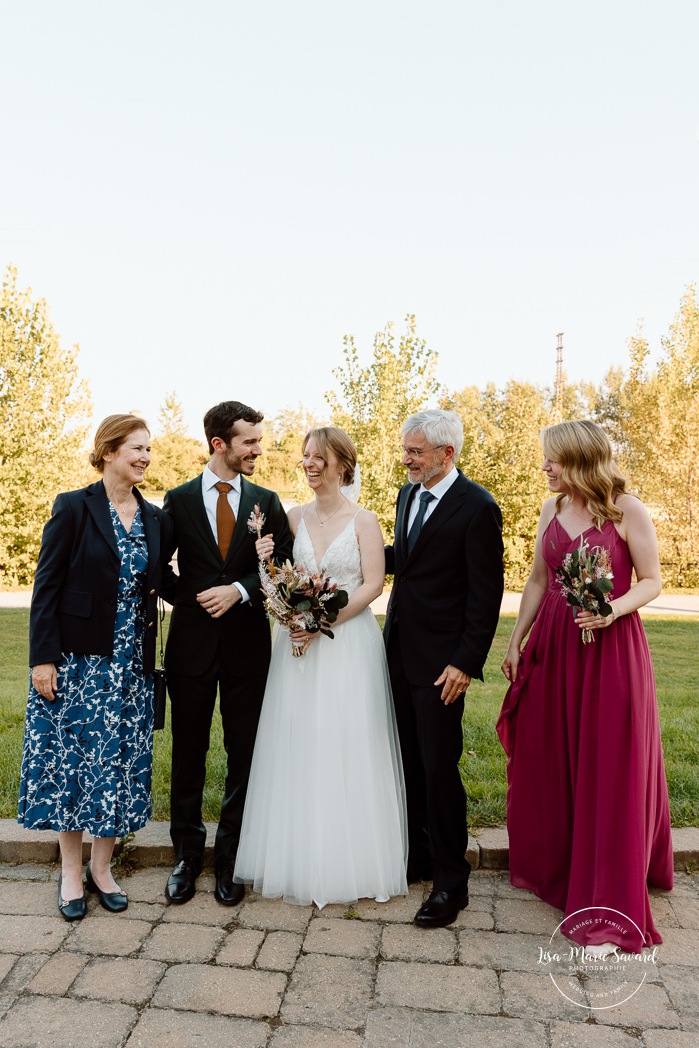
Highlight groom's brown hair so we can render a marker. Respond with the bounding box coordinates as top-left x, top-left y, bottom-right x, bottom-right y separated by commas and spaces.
203, 401, 264, 455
